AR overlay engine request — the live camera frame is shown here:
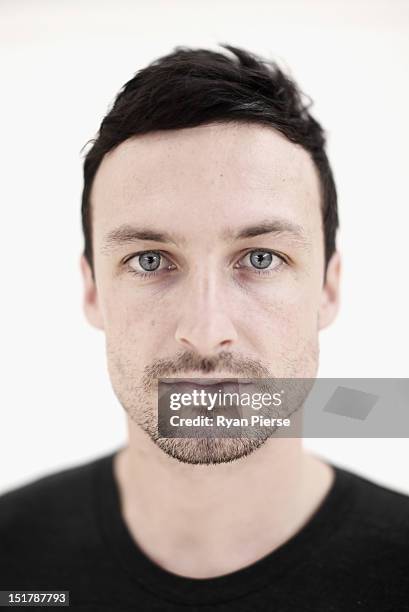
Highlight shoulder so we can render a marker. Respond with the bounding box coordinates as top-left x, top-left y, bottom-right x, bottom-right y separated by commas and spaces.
0, 455, 98, 516
331, 465, 409, 561
0, 453, 113, 558
339, 466, 409, 524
